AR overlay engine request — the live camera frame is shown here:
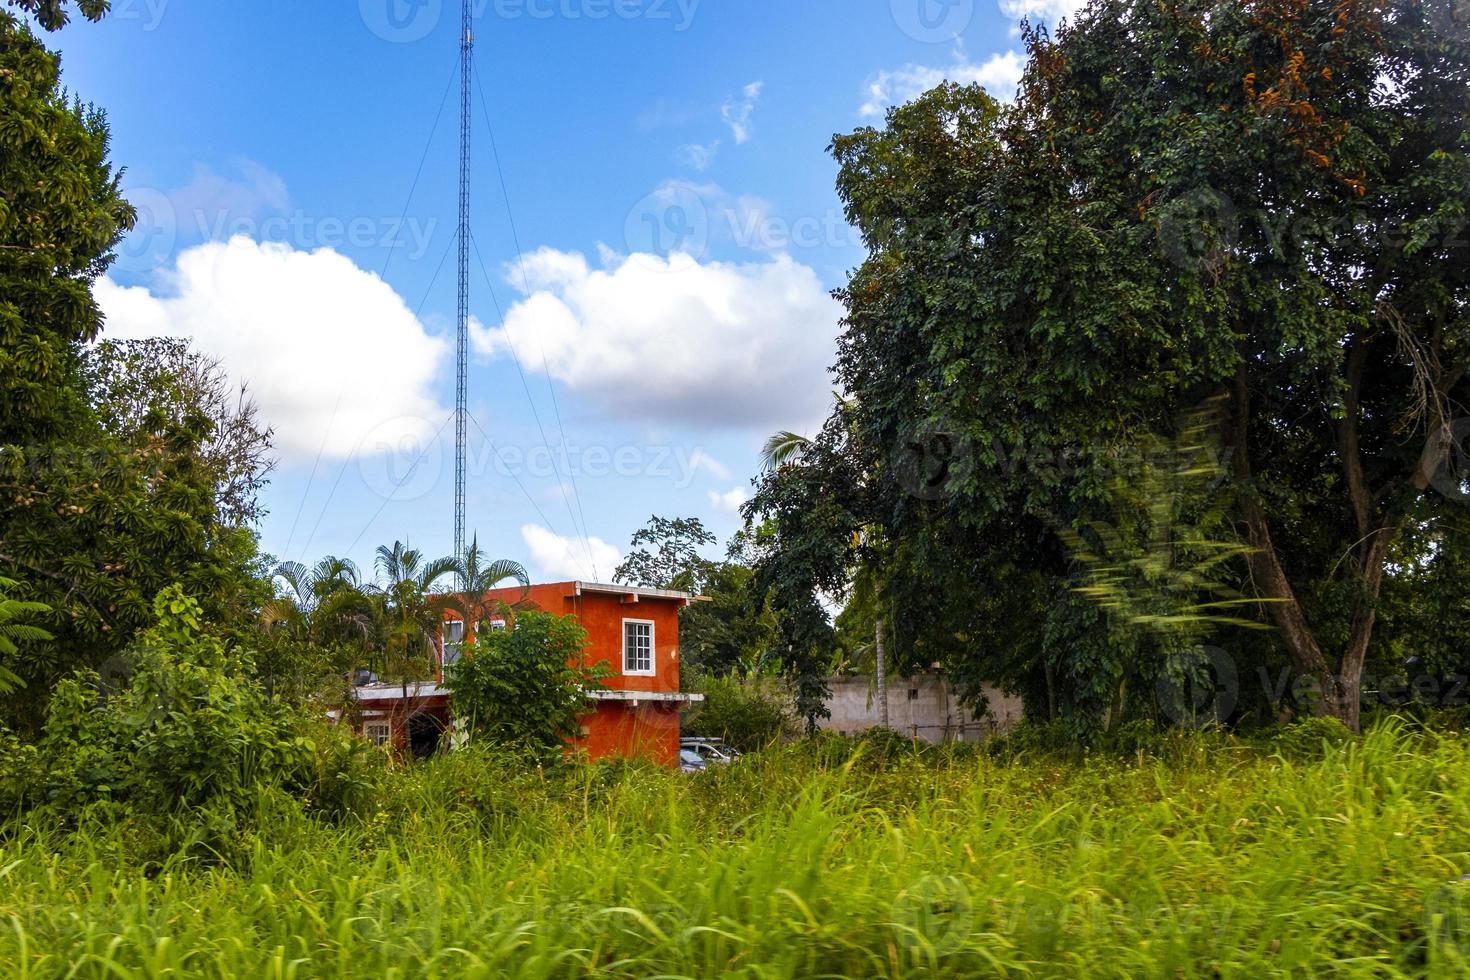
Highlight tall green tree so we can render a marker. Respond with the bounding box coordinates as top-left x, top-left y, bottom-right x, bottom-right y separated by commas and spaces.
84, 339, 274, 526
0, 15, 273, 731
0, 10, 129, 445
613, 516, 717, 592
678, 532, 780, 679
613, 518, 778, 681
4, 0, 107, 32
752, 0, 1469, 732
